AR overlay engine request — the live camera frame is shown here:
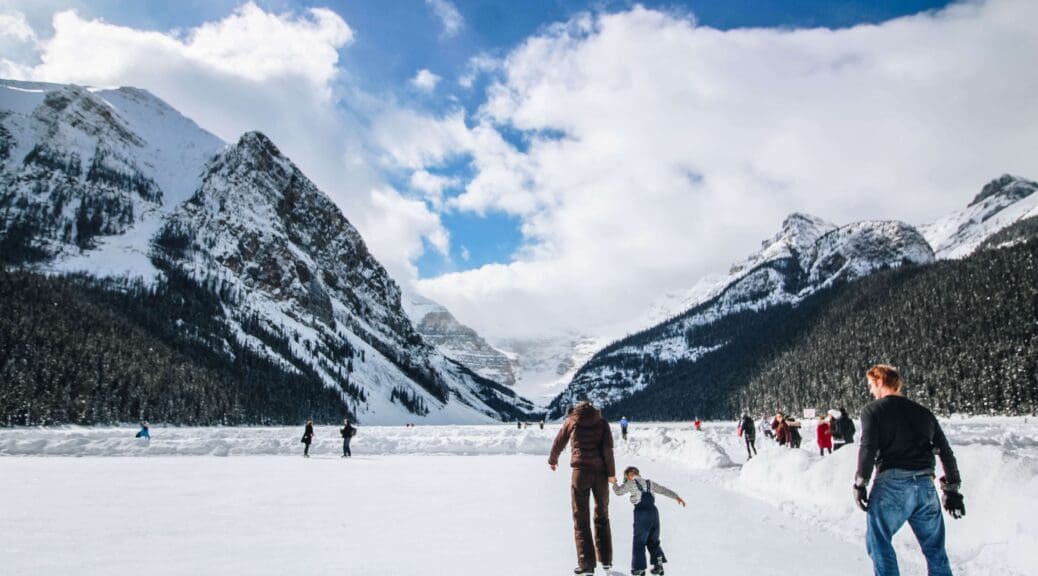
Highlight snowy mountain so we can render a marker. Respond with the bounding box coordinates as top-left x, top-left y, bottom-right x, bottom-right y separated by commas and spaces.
549, 213, 936, 416
1, 79, 538, 425
493, 334, 606, 406
402, 293, 517, 387
920, 174, 1038, 258
0, 80, 223, 273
